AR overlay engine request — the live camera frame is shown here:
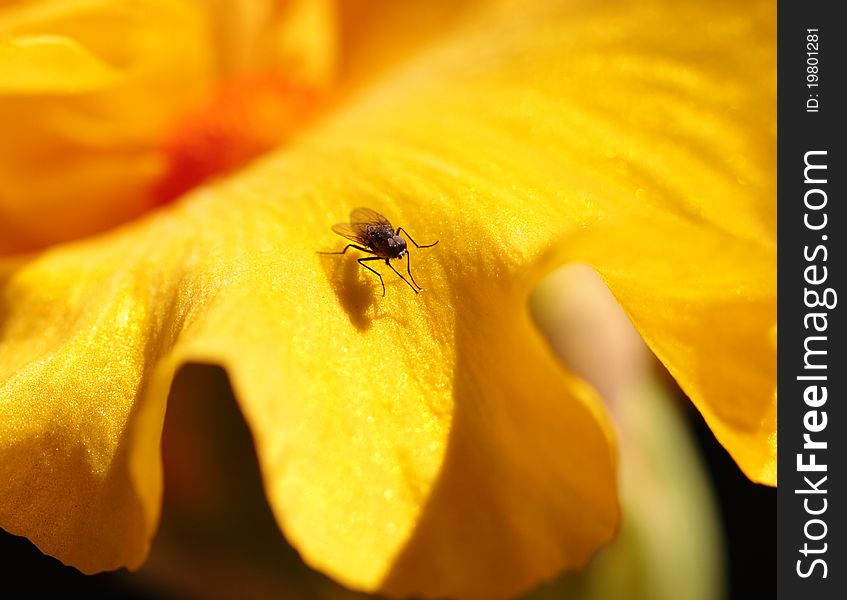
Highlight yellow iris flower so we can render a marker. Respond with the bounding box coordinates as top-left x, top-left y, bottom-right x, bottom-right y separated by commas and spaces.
0, 0, 775, 598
